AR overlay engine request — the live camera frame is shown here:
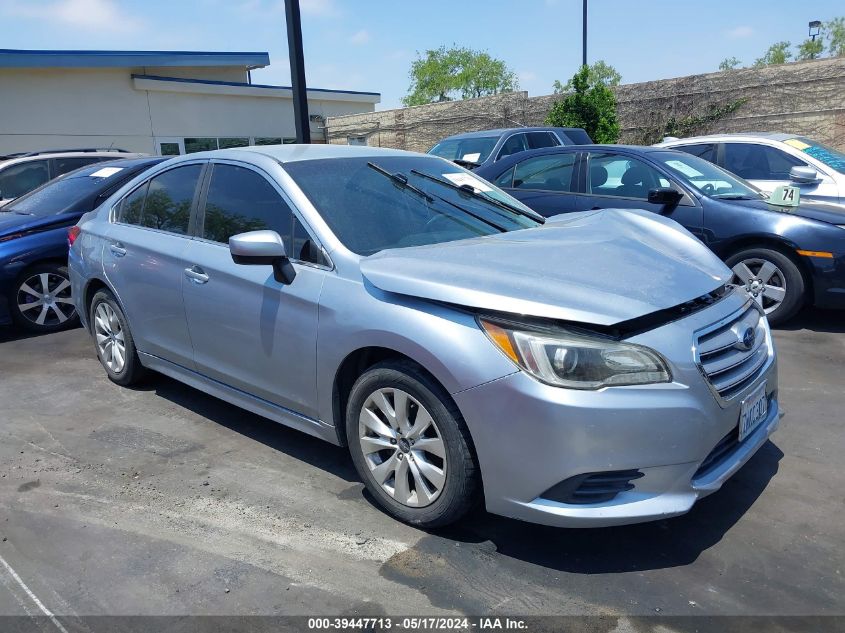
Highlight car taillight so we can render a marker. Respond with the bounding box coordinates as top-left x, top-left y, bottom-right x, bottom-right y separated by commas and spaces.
67, 226, 81, 247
